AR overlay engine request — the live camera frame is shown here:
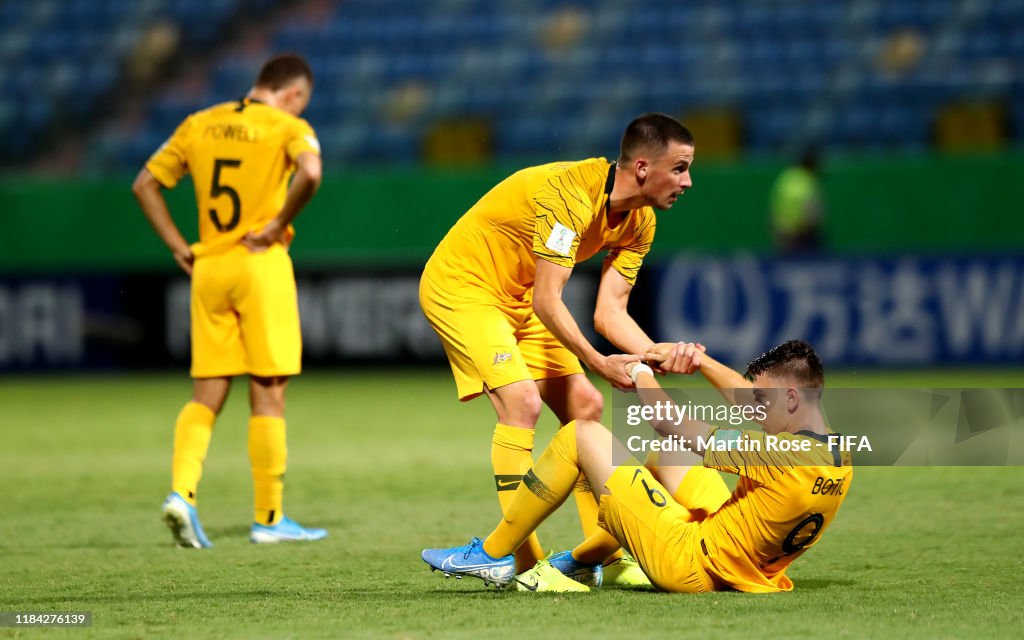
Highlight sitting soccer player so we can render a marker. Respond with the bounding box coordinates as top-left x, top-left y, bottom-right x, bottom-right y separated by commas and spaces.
422, 340, 852, 592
